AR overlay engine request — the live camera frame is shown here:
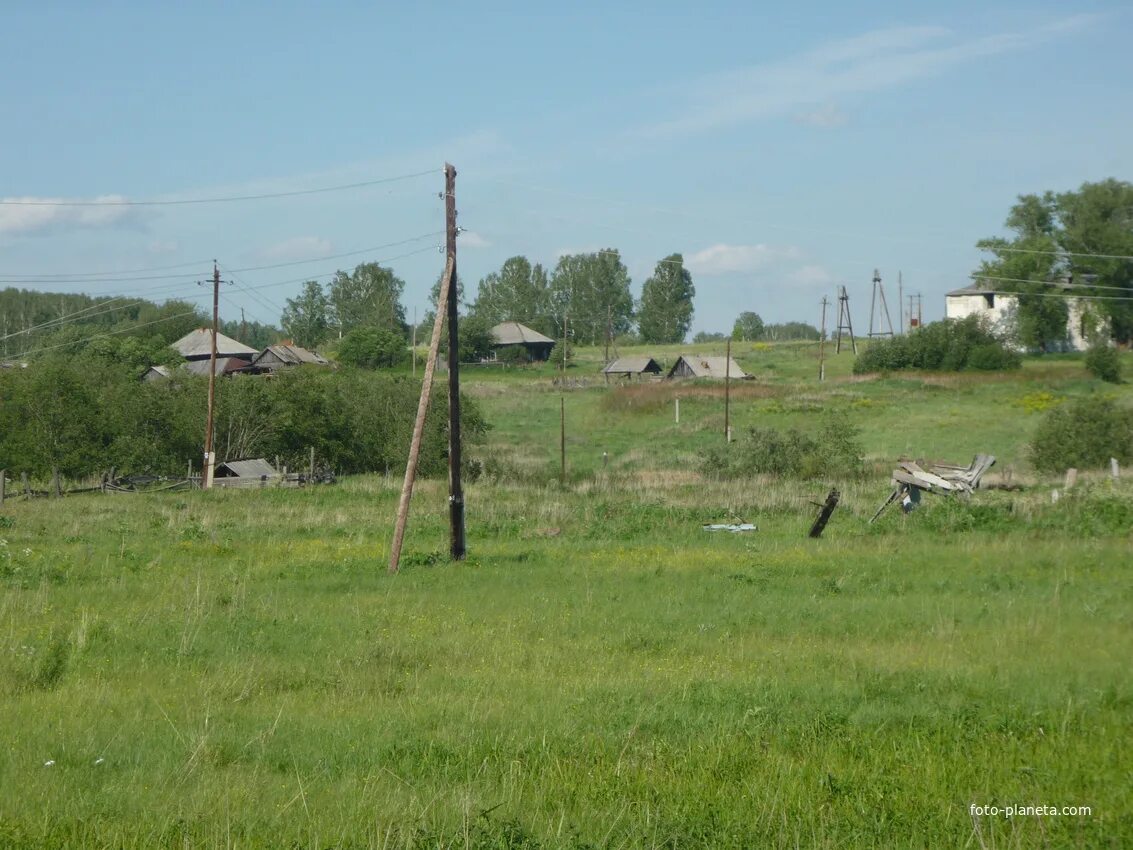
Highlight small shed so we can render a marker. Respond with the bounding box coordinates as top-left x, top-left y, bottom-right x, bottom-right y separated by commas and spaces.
172, 328, 258, 362
141, 365, 172, 382
252, 342, 330, 371
490, 322, 556, 361
667, 355, 749, 380
215, 458, 278, 478
602, 356, 662, 378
